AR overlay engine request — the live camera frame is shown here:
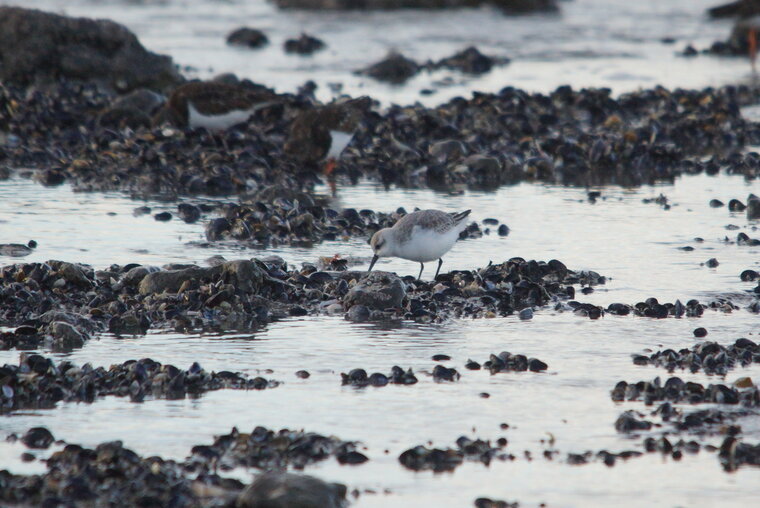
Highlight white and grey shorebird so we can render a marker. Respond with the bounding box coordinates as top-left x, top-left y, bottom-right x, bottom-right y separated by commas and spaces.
368, 209, 471, 280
